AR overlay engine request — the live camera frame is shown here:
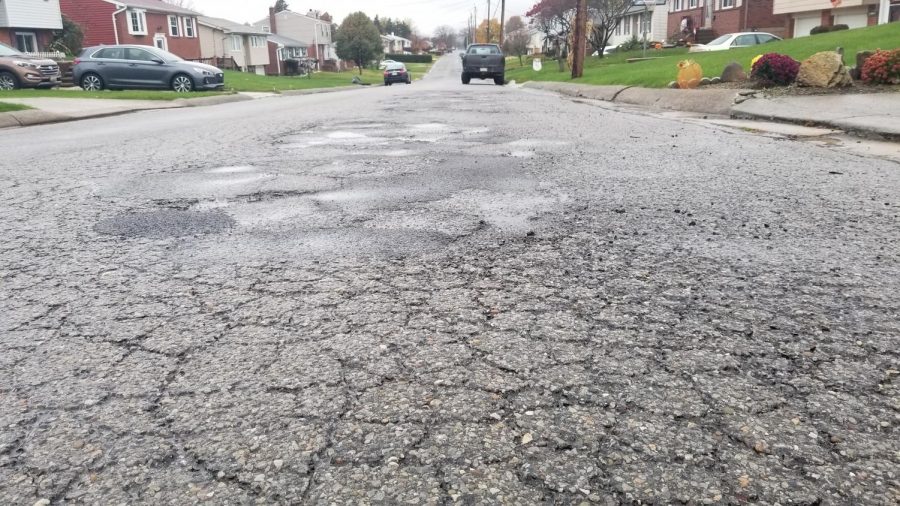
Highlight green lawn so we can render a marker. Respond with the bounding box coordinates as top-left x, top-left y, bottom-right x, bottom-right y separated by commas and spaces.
0, 89, 228, 100
507, 23, 900, 88
0, 101, 32, 112
222, 62, 434, 92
